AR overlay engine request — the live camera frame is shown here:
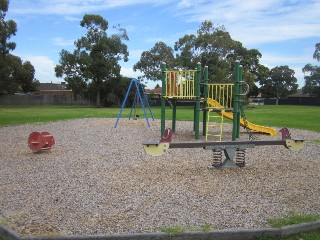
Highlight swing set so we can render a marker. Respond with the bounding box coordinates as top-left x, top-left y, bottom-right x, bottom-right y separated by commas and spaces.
114, 79, 154, 128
